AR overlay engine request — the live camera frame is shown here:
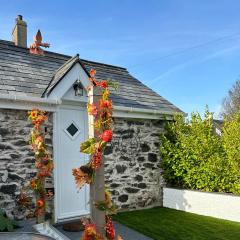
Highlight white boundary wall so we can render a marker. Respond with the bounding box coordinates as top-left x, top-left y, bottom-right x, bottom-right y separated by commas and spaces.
163, 187, 240, 222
